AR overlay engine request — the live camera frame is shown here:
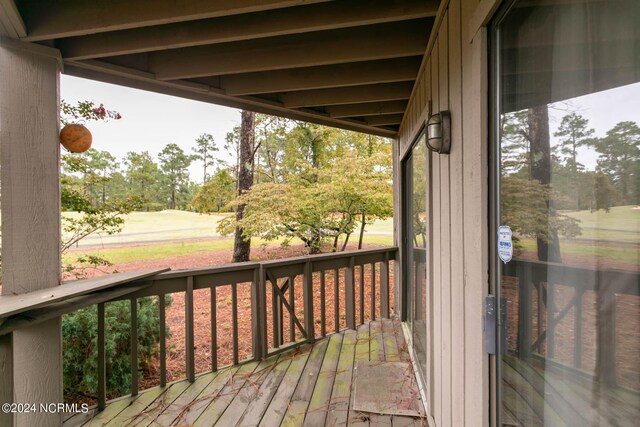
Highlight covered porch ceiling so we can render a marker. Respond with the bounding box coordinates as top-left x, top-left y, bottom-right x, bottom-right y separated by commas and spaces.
1, 0, 441, 138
